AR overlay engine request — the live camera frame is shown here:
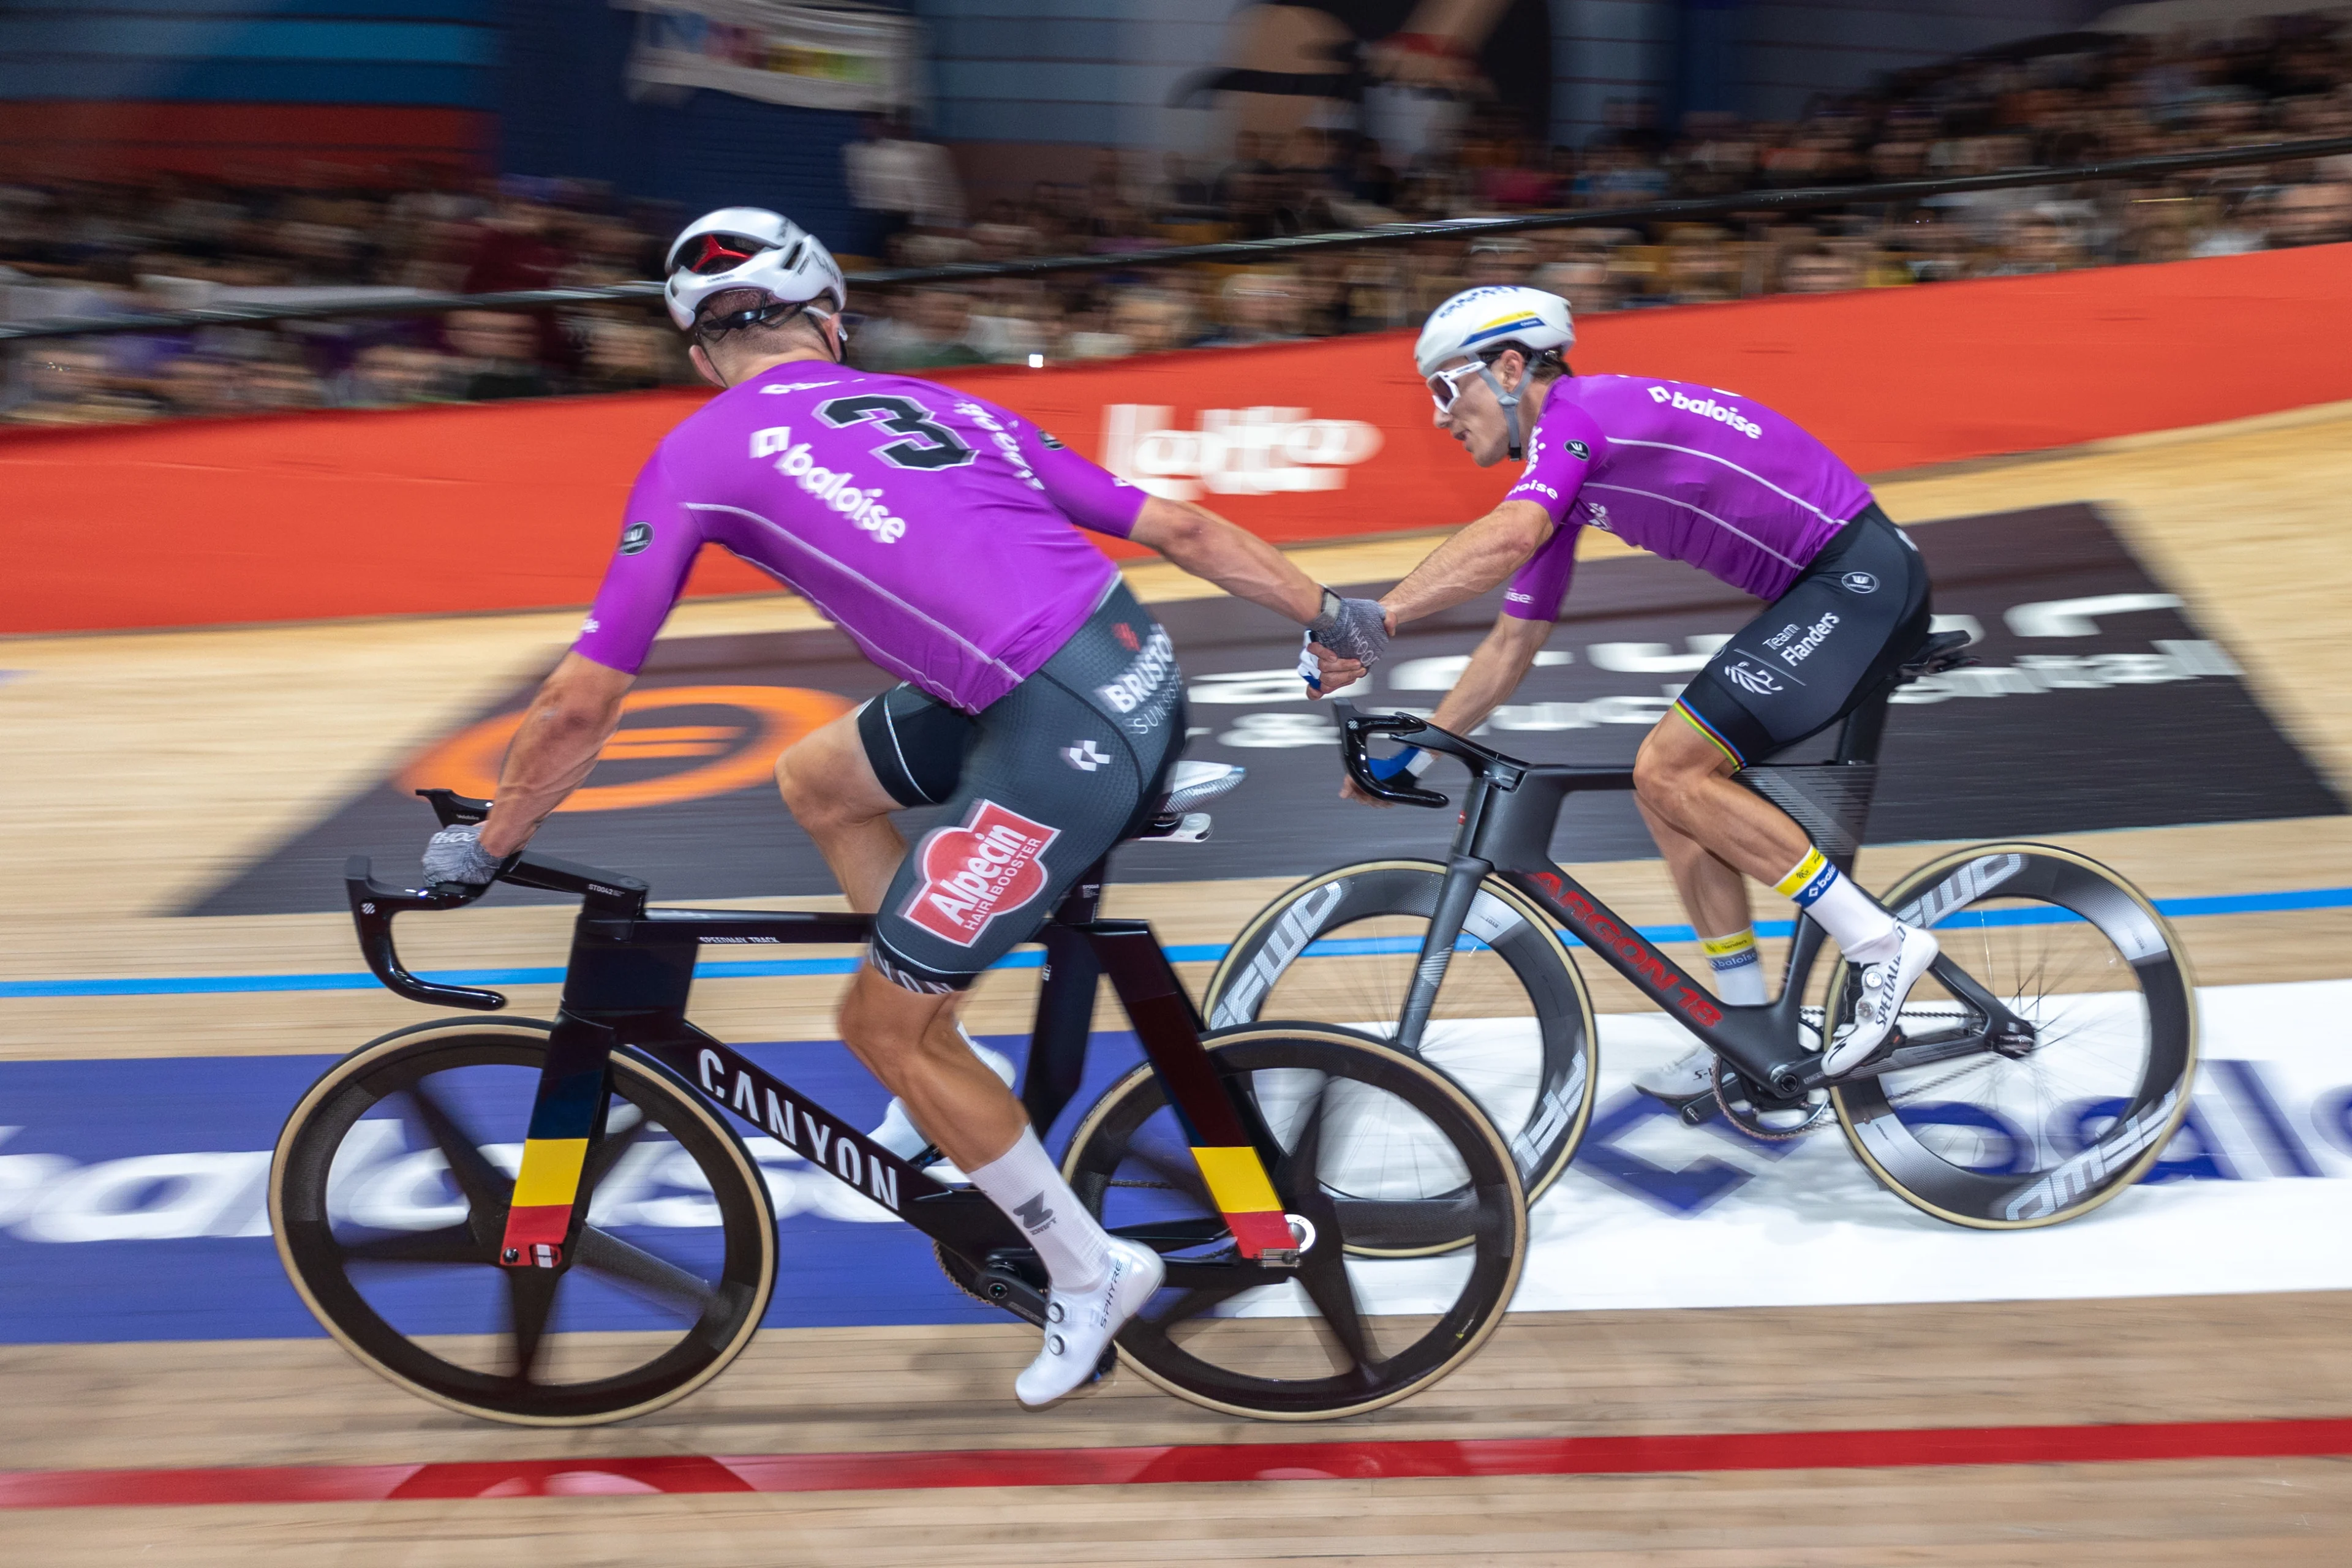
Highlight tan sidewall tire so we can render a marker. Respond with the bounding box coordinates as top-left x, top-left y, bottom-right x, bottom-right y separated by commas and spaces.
1204, 859, 1598, 1207
1828, 842, 2198, 1231
1061, 1023, 1528, 1421
269, 1016, 778, 1427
